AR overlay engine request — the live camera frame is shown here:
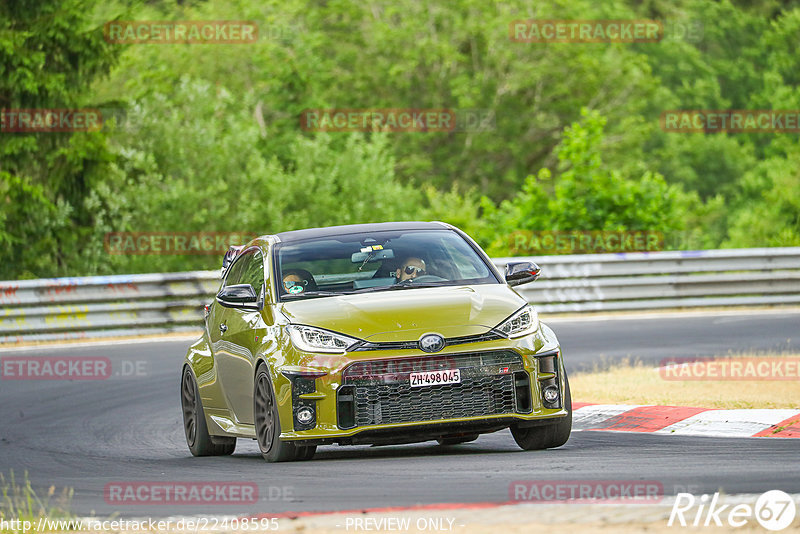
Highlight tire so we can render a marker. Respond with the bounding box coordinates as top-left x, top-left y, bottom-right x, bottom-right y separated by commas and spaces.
181, 368, 236, 456
254, 364, 300, 462
296, 445, 317, 460
437, 434, 479, 446
511, 373, 572, 450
